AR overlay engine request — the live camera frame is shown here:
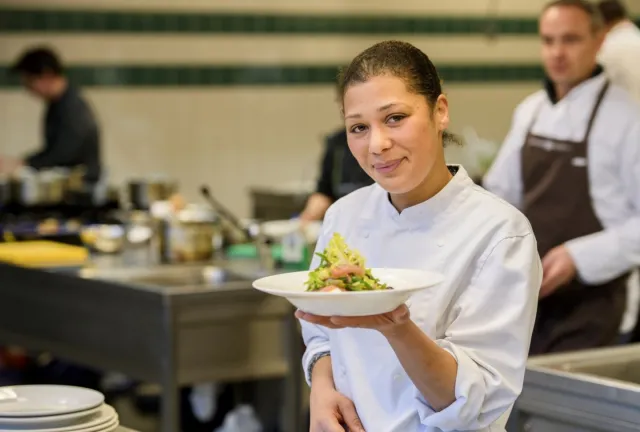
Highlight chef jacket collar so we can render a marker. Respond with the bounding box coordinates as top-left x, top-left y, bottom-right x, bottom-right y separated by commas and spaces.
359, 165, 472, 229
543, 64, 605, 104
